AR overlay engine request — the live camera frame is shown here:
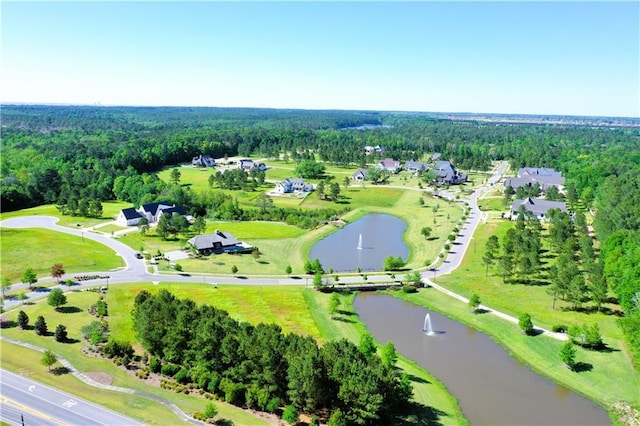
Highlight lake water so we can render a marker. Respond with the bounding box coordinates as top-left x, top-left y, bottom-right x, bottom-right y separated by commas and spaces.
354, 293, 610, 426
309, 214, 408, 272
